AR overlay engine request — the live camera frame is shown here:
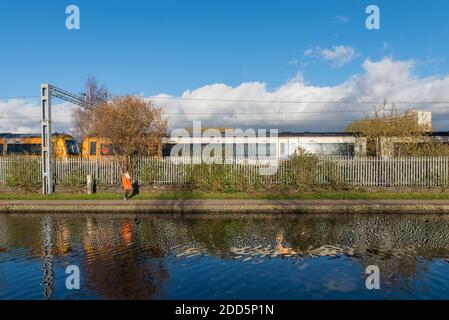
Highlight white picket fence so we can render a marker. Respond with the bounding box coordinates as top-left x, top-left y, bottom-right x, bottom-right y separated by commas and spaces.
0, 156, 449, 187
